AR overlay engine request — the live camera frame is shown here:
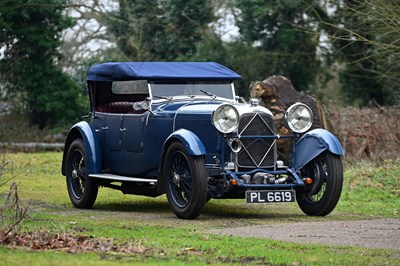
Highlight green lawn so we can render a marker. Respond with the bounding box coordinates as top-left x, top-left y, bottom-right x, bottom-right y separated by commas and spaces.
0, 152, 399, 265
